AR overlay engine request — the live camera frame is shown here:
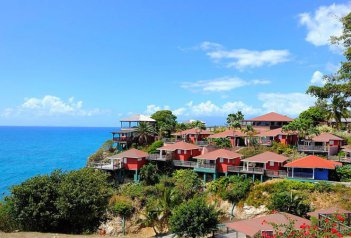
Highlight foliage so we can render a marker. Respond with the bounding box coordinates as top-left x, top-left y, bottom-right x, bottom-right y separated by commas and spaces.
173, 170, 202, 200
110, 195, 134, 217
0, 201, 17, 232
102, 139, 115, 153
140, 163, 160, 185
134, 122, 156, 146
208, 175, 252, 219
151, 110, 177, 138
211, 138, 232, 148
299, 104, 329, 127
147, 140, 164, 154
8, 169, 111, 233
119, 183, 145, 200
268, 191, 311, 217
282, 118, 318, 139
336, 165, 351, 182
227, 111, 244, 130
88, 148, 104, 163
169, 196, 219, 238
239, 145, 270, 158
